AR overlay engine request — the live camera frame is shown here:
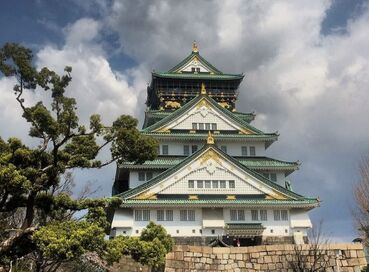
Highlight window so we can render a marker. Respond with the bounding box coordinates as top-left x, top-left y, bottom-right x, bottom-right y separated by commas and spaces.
211, 123, 217, 130
166, 210, 173, 221
270, 173, 277, 182
220, 180, 226, 188
199, 123, 204, 130
242, 146, 248, 156
249, 146, 256, 156
180, 210, 195, 221
229, 180, 235, 189
260, 210, 267, 221
281, 210, 288, 221
192, 229, 196, 233
162, 145, 169, 155
138, 172, 153, 181
138, 172, 145, 181
205, 180, 211, 188
230, 210, 245, 221
146, 172, 153, 181
197, 180, 203, 188
188, 180, 194, 188
196, 68, 200, 72
220, 145, 227, 153
212, 180, 219, 188
274, 210, 281, 221
184, 145, 190, 155
251, 210, 258, 221
191, 67, 196, 72
135, 210, 150, 221
192, 145, 198, 153
211, 229, 215, 234
157, 210, 165, 221
205, 123, 211, 130
192, 123, 197, 130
